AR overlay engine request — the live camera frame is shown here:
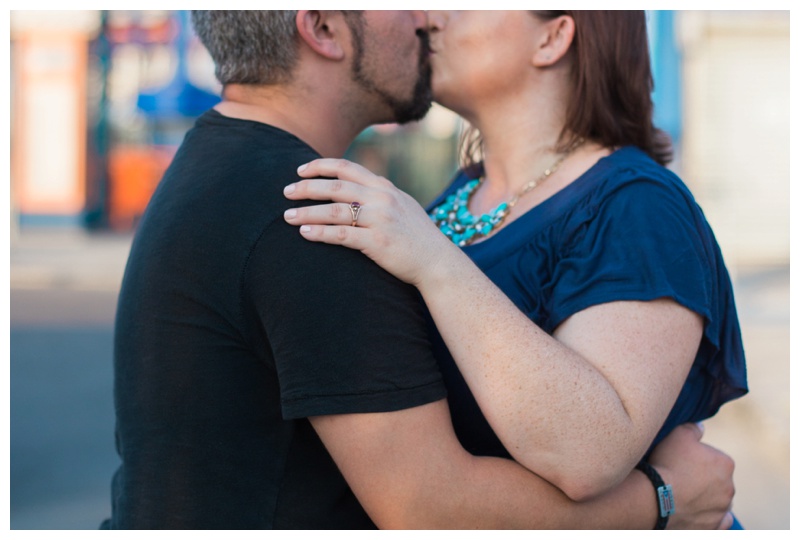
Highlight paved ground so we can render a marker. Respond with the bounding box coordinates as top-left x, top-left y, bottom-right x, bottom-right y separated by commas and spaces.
8, 228, 791, 529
